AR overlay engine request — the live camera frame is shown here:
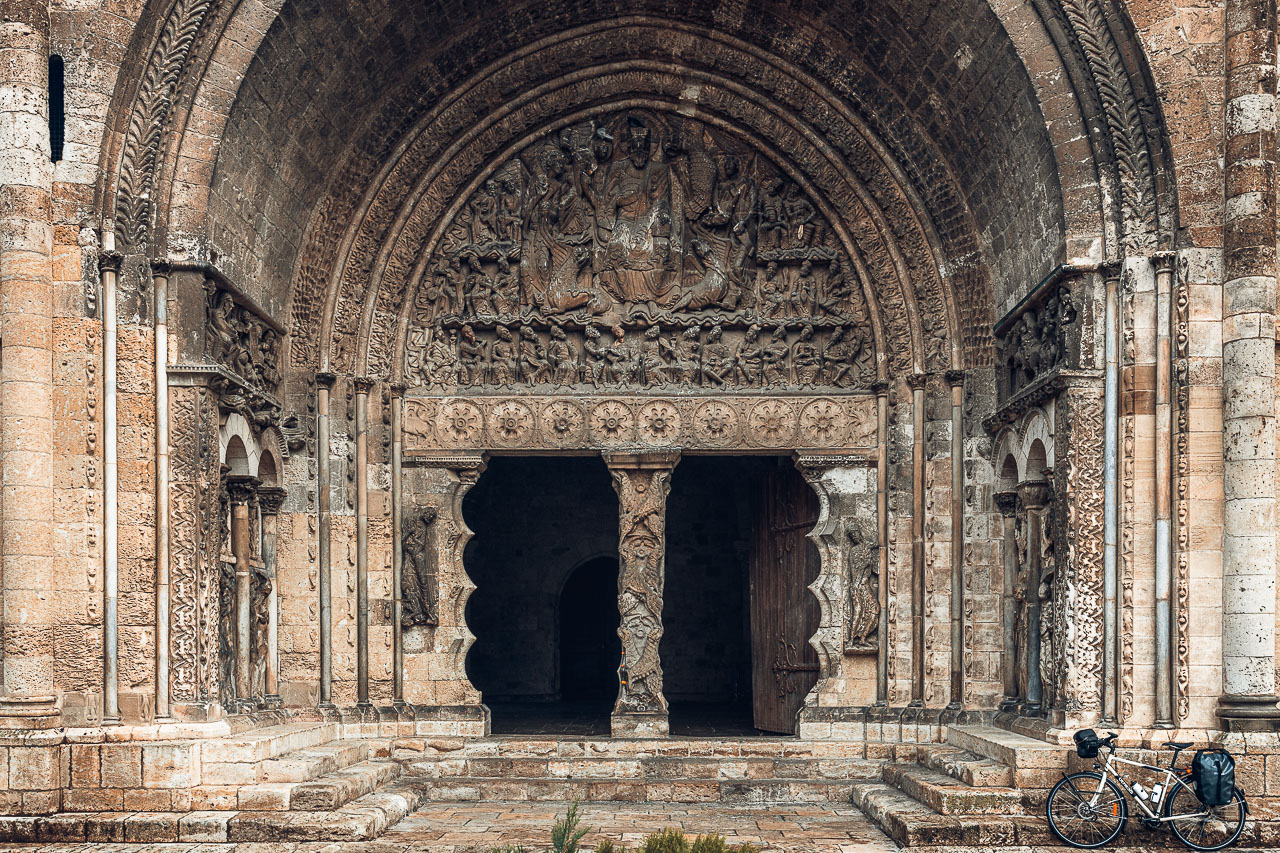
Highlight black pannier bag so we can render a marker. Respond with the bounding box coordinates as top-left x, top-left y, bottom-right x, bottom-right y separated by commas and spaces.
1074, 729, 1101, 759
1191, 748, 1236, 807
